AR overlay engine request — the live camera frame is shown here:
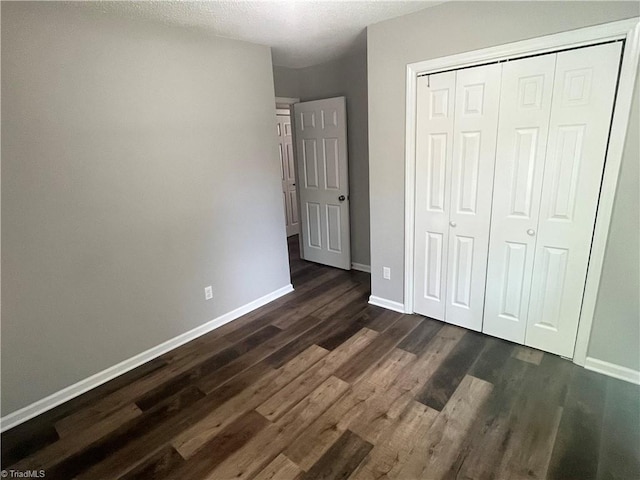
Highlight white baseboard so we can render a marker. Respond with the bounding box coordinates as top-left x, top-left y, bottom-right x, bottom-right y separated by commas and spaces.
584, 357, 640, 385
368, 295, 406, 314
351, 263, 371, 273
0, 283, 294, 433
